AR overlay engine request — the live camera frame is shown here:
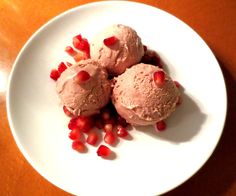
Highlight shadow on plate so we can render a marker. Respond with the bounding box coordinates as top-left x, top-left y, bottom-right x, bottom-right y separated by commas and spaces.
136, 93, 206, 143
